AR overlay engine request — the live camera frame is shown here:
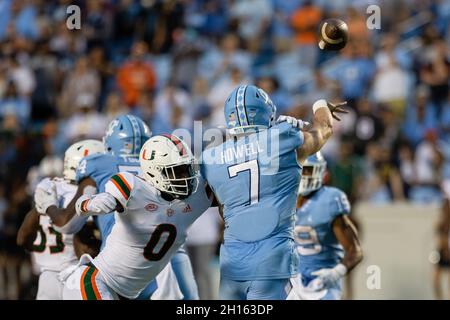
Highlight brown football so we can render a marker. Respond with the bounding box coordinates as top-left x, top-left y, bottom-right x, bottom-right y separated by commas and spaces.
318, 18, 348, 51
